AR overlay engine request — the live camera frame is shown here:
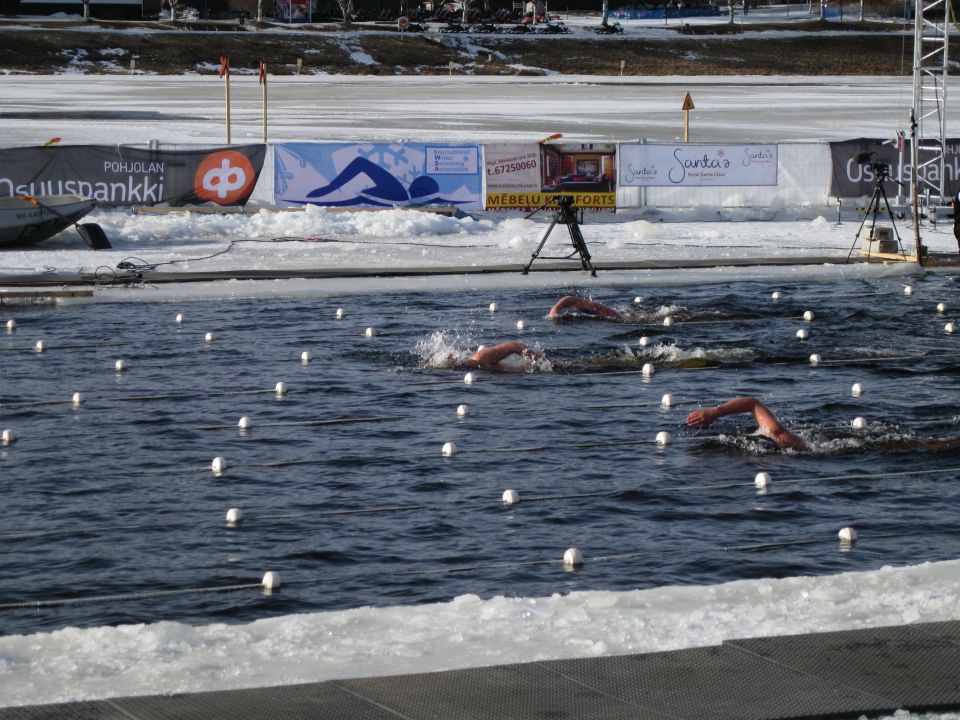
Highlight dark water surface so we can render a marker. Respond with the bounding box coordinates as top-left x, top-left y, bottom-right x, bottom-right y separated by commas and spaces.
2, 275, 959, 637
